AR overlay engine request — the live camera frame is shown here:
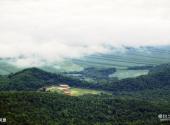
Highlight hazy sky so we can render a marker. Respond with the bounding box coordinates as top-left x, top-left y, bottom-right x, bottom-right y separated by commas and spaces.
0, 0, 170, 66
